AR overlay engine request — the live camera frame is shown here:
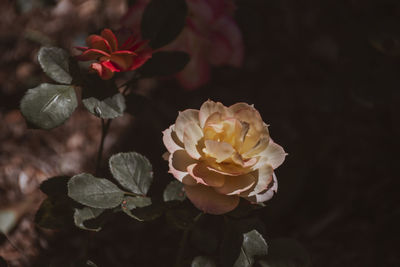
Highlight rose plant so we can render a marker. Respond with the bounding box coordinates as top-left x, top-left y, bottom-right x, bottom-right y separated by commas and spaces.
11, 1, 306, 266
